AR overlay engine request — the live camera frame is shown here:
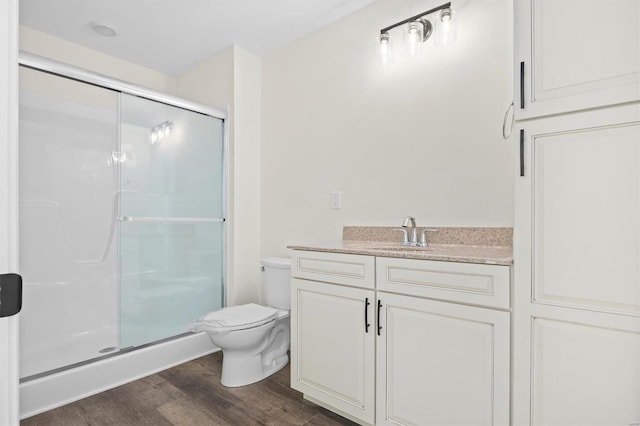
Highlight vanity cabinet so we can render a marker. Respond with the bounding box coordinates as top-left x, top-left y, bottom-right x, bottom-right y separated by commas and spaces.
514, 0, 640, 120
291, 250, 511, 426
290, 250, 376, 424
513, 105, 640, 425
